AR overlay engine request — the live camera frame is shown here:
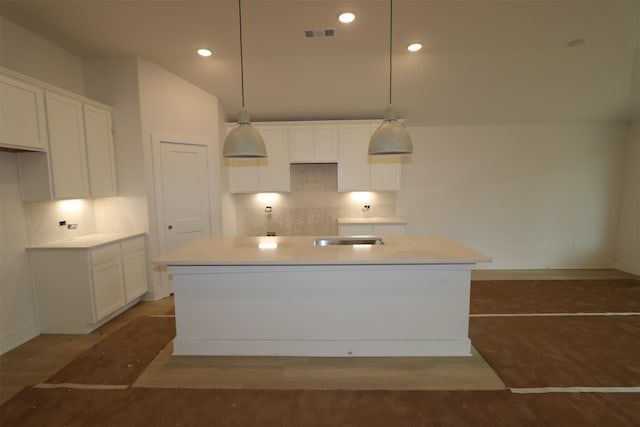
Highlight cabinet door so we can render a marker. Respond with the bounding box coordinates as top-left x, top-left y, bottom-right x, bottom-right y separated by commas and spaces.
91, 258, 125, 321
257, 126, 290, 192
370, 156, 402, 191
369, 124, 402, 191
227, 158, 259, 193
0, 75, 48, 151
314, 125, 338, 162
339, 224, 375, 236
289, 126, 314, 163
122, 249, 148, 302
84, 105, 117, 197
374, 224, 406, 235
45, 92, 90, 199
337, 124, 371, 192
